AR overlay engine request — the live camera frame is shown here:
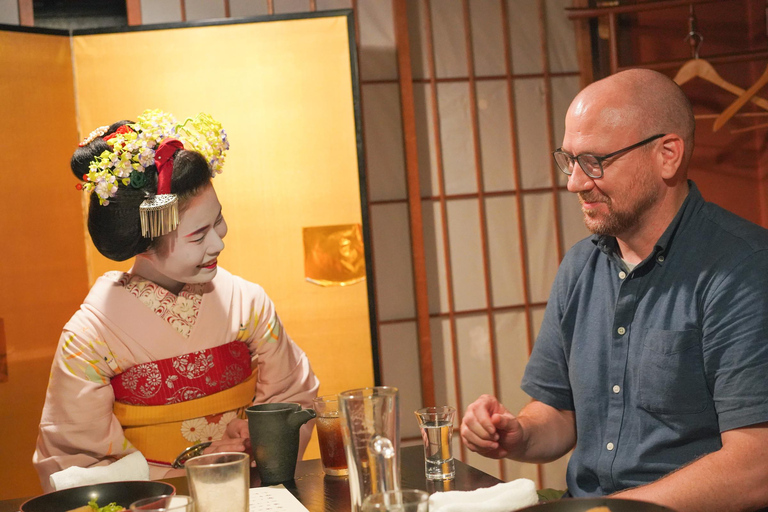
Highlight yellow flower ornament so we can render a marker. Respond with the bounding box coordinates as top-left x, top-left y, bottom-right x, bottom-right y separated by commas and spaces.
80, 109, 229, 205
